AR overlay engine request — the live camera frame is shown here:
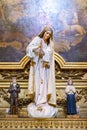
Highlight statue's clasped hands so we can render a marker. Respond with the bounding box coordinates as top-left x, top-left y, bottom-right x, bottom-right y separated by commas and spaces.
33, 40, 45, 58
